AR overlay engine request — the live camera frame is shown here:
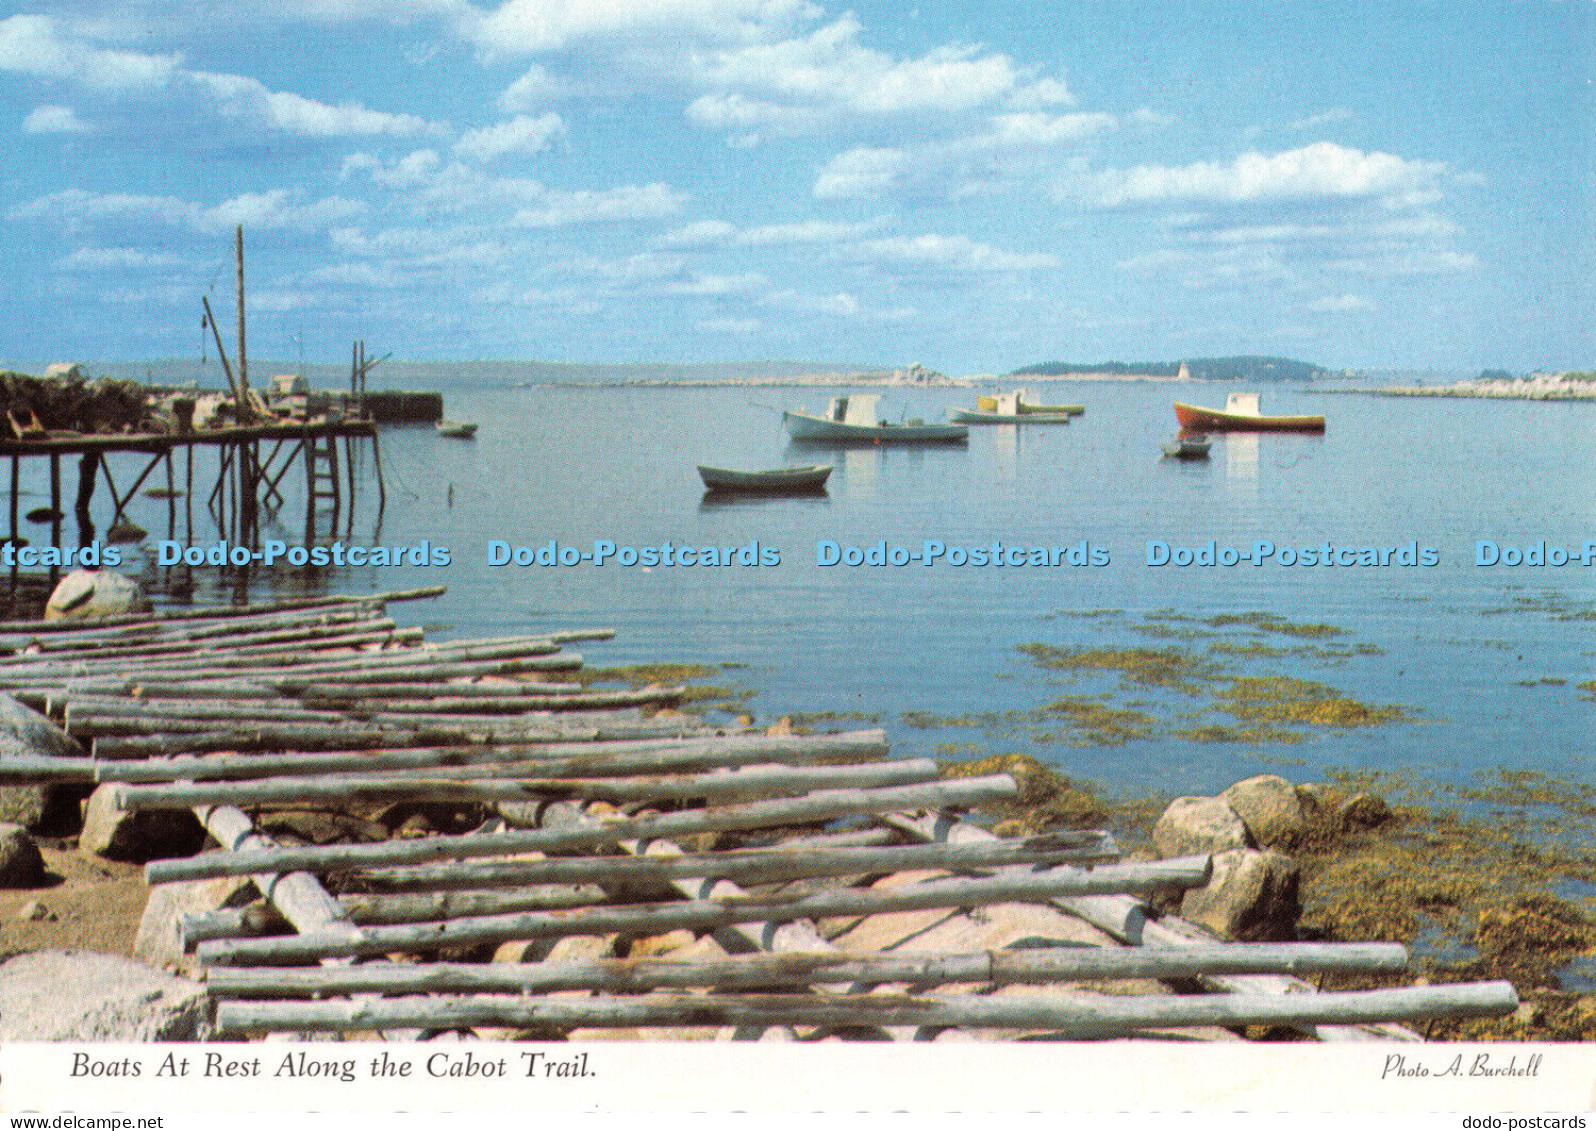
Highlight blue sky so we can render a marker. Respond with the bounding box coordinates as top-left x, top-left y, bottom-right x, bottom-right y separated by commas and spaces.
0, 0, 1589, 372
